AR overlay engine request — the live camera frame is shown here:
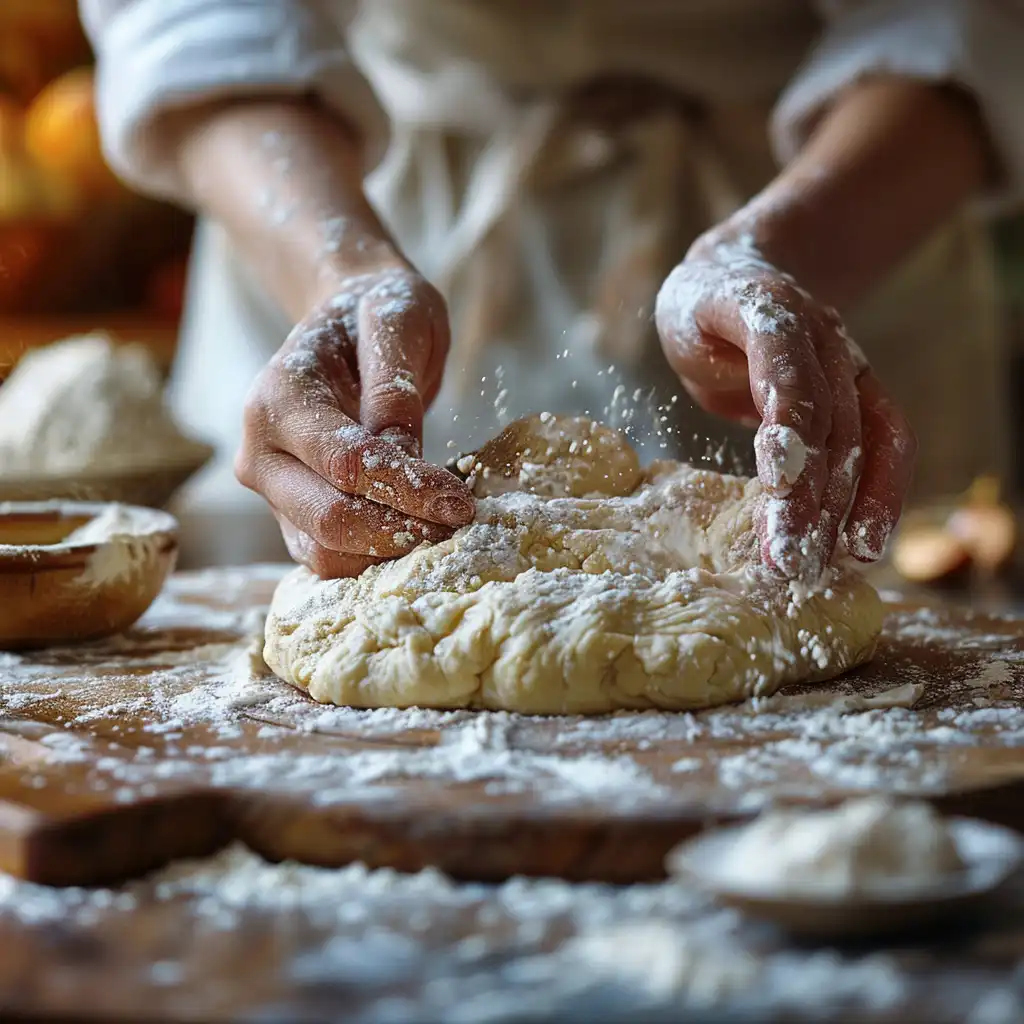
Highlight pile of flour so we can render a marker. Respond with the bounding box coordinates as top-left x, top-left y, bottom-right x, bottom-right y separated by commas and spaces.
0, 335, 207, 476
713, 797, 964, 896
